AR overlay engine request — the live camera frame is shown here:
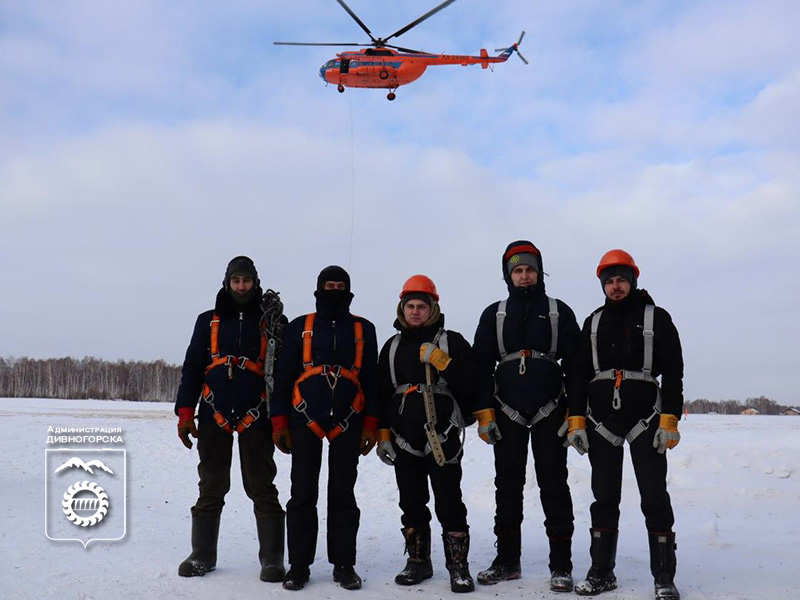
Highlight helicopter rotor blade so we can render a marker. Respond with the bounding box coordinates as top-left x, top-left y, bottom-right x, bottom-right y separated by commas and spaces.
517, 30, 526, 45
516, 50, 529, 65
273, 41, 369, 46
334, 0, 377, 42
384, 0, 458, 43
384, 43, 429, 54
